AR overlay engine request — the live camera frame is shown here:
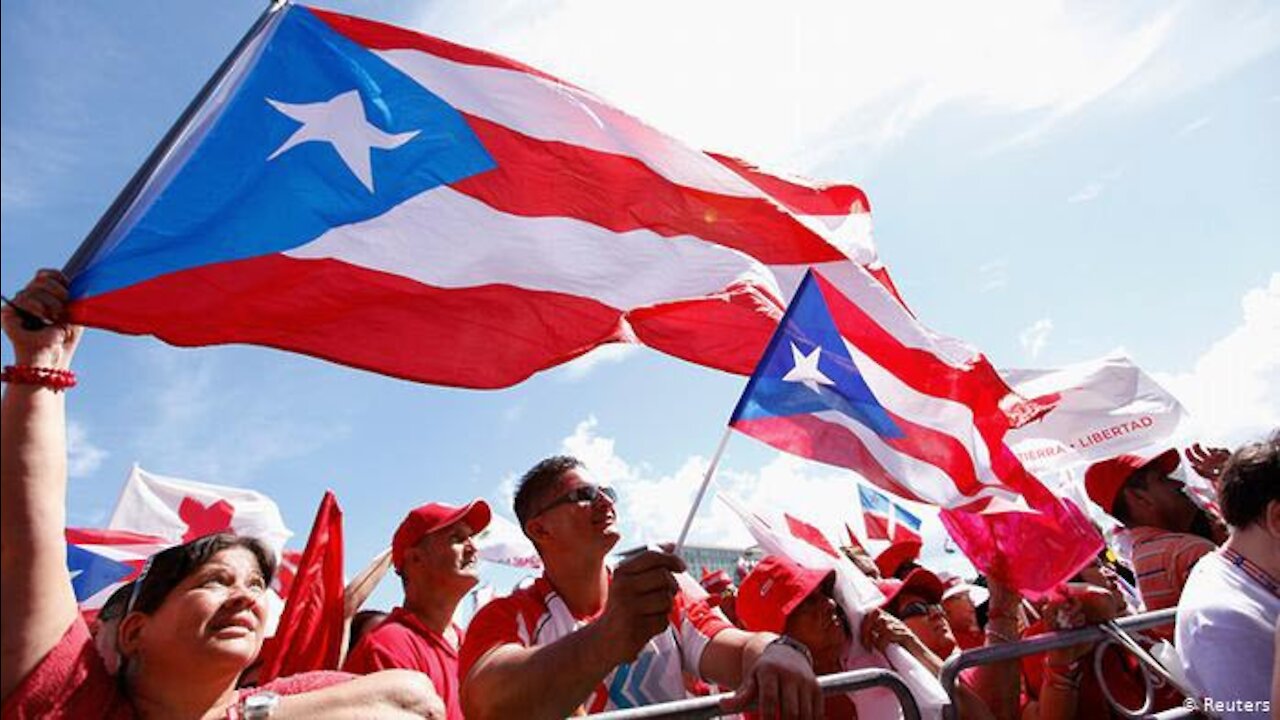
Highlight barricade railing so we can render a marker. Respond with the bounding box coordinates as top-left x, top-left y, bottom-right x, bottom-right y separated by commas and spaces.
938, 608, 1204, 720
584, 667, 921, 720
